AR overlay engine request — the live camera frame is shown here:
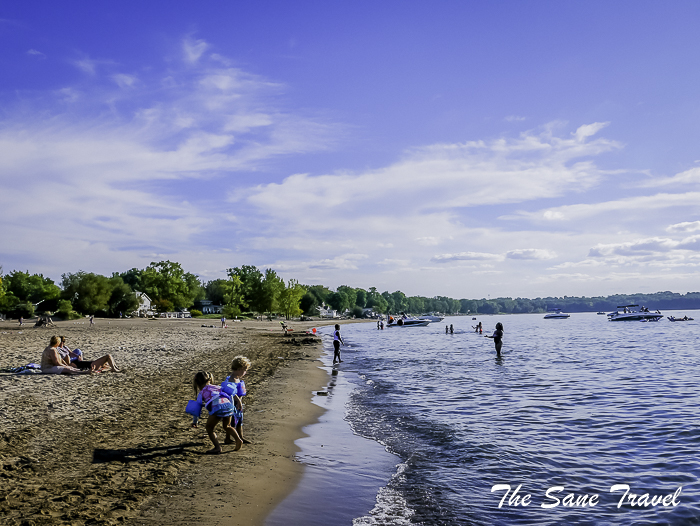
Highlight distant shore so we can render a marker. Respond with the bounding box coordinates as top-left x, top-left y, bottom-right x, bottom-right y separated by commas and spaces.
0, 316, 364, 525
